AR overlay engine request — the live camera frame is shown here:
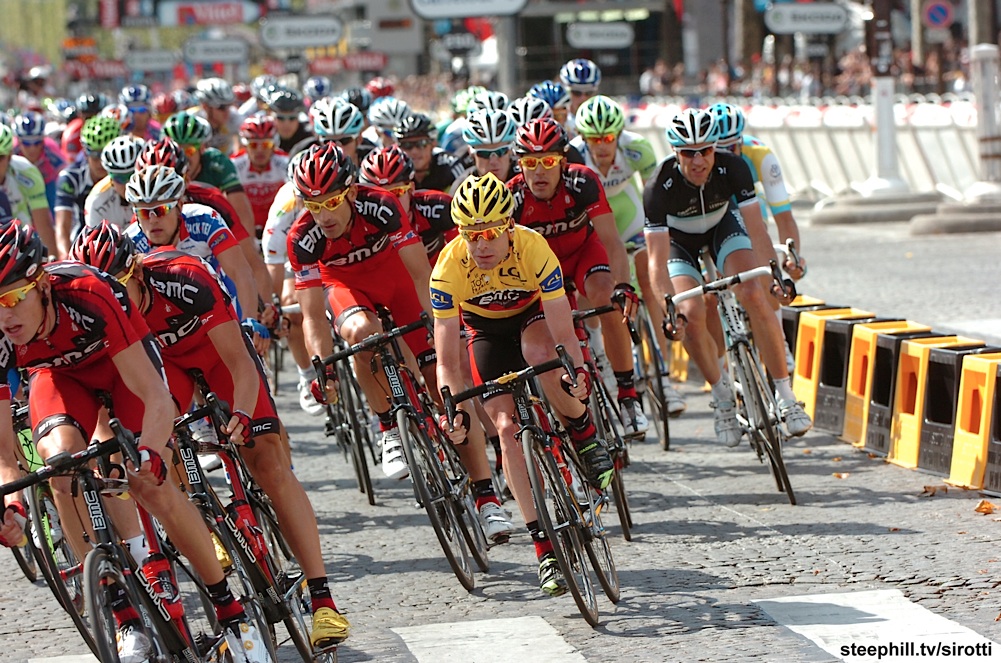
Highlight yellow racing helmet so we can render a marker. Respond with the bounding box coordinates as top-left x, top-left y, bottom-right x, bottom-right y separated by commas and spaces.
450, 173, 514, 227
